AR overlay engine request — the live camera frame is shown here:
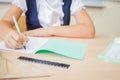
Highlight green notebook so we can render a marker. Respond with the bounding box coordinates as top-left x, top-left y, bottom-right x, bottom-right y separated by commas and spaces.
98, 37, 120, 64
0, 37, 87, 60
